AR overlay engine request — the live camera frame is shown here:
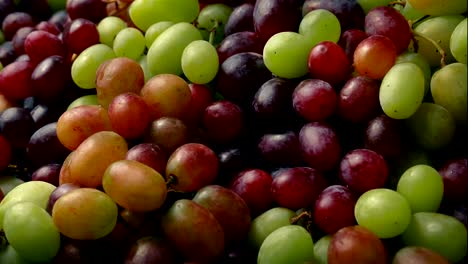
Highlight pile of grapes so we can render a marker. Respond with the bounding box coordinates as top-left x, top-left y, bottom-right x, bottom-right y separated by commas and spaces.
0, 0, 467, 263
